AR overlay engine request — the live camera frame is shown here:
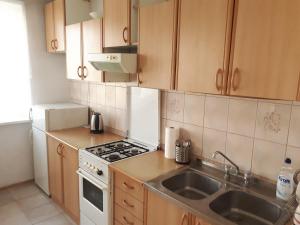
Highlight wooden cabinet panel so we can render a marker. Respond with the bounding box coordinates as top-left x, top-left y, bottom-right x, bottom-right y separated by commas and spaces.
177, 0, 233, 94
115, 204, 143, 225
62, 145, 79, 222
45, 2, 55, 53
114, 187, 144, 221
66, 23, 82, 80
147, 191, 189, 225
82, 19, 103, 82
53, 0, 65, 52
47, 137, 63, 205
104, 0, 130, 47
114, 171, 144, 202
139, 0, 178, 90
228, 0, 300, 100
191, 216, 212, 225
